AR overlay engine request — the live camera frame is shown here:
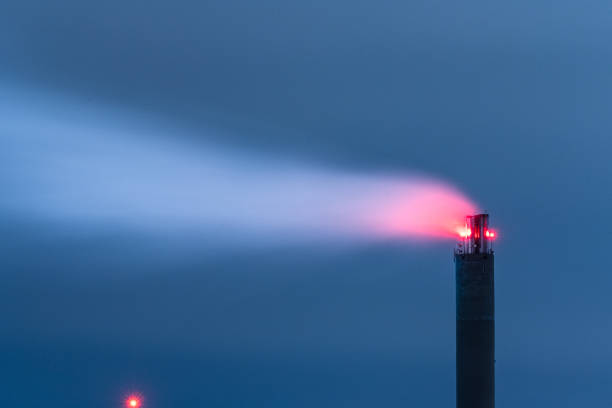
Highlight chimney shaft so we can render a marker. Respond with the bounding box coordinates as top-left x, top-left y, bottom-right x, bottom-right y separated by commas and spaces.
455, 213, 495, 408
